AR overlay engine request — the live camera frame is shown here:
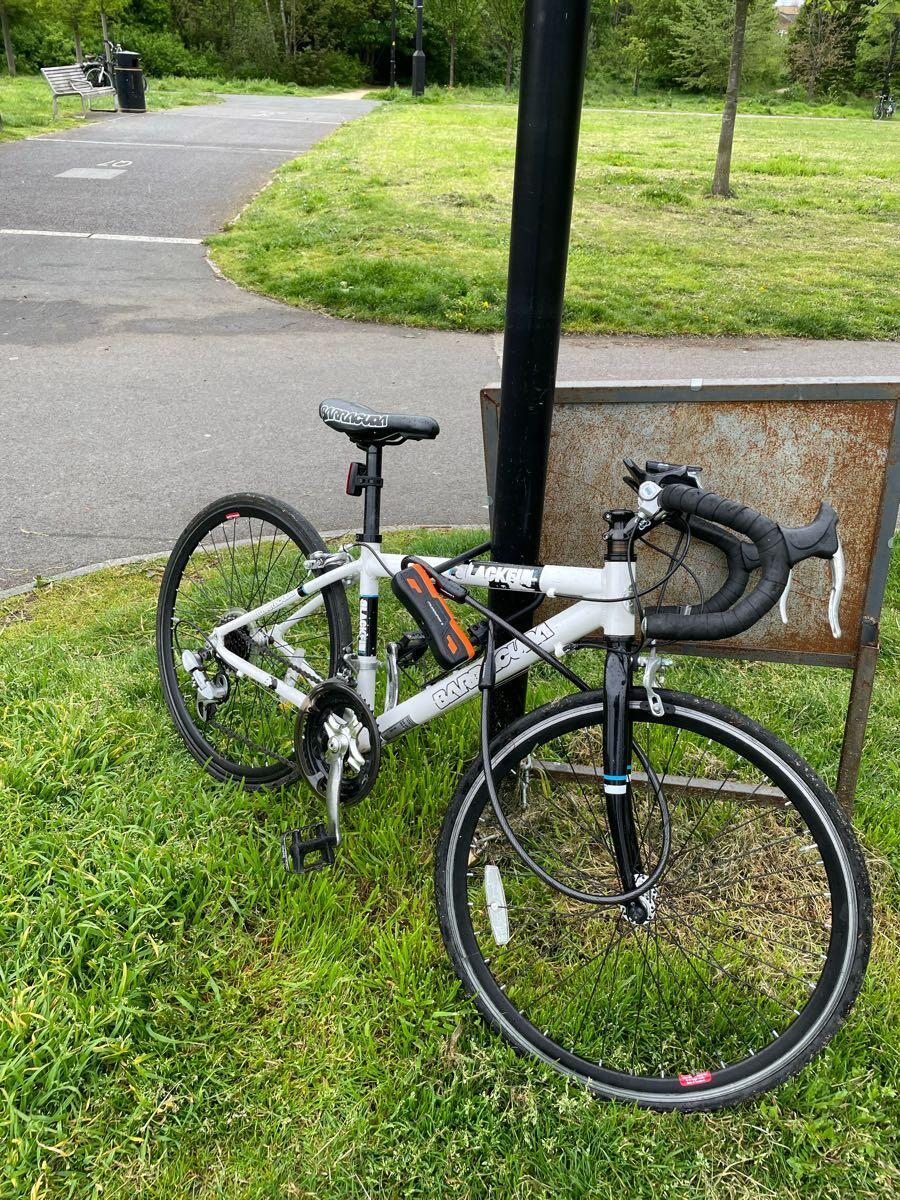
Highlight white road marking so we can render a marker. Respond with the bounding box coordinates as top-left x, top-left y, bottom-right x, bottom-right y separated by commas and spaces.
0, 228, 202, 245
55, 167, 125, 179
170, 111, 348, 124
46, 138, 295, 155
0, 228, 89, 238
91, 232, 203, 244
